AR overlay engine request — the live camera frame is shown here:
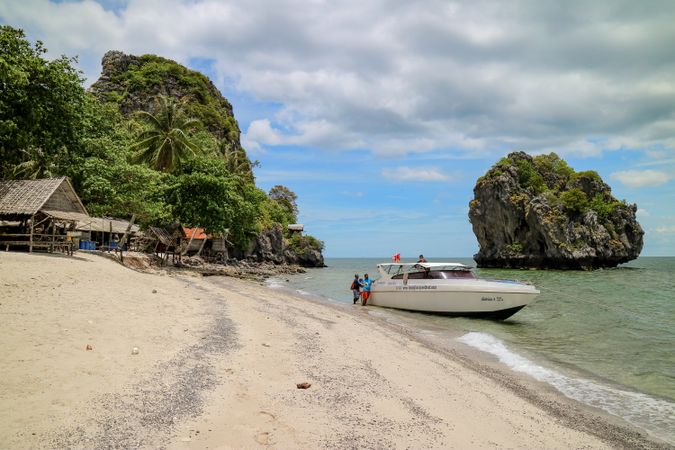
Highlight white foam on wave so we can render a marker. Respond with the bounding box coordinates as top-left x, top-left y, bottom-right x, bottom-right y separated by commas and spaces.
458, 332, 675, 443
265, 278, 285, 289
